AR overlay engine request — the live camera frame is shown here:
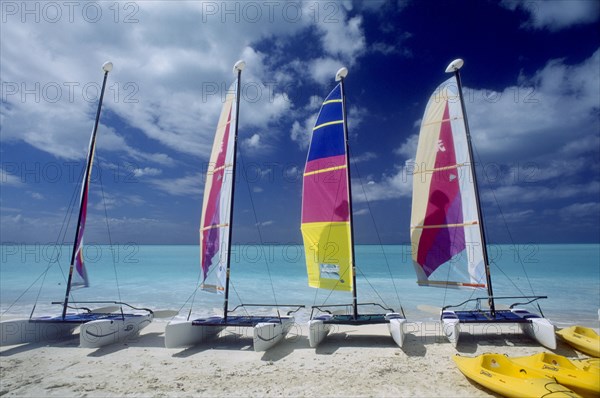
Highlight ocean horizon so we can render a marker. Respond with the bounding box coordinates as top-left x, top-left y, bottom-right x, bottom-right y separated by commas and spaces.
1, 244, 598, 327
